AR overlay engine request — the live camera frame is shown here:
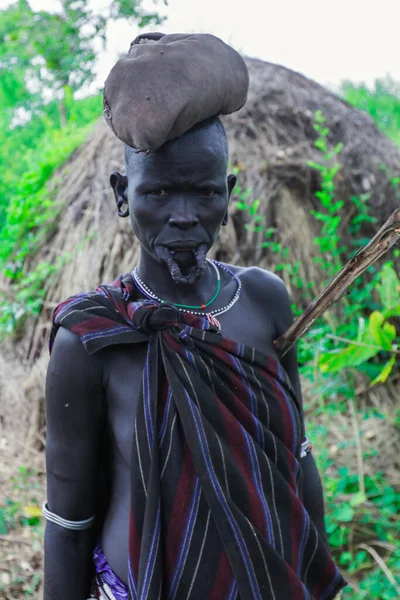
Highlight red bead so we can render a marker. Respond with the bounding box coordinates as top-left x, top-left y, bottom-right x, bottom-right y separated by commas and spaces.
201, 304, 206, 309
